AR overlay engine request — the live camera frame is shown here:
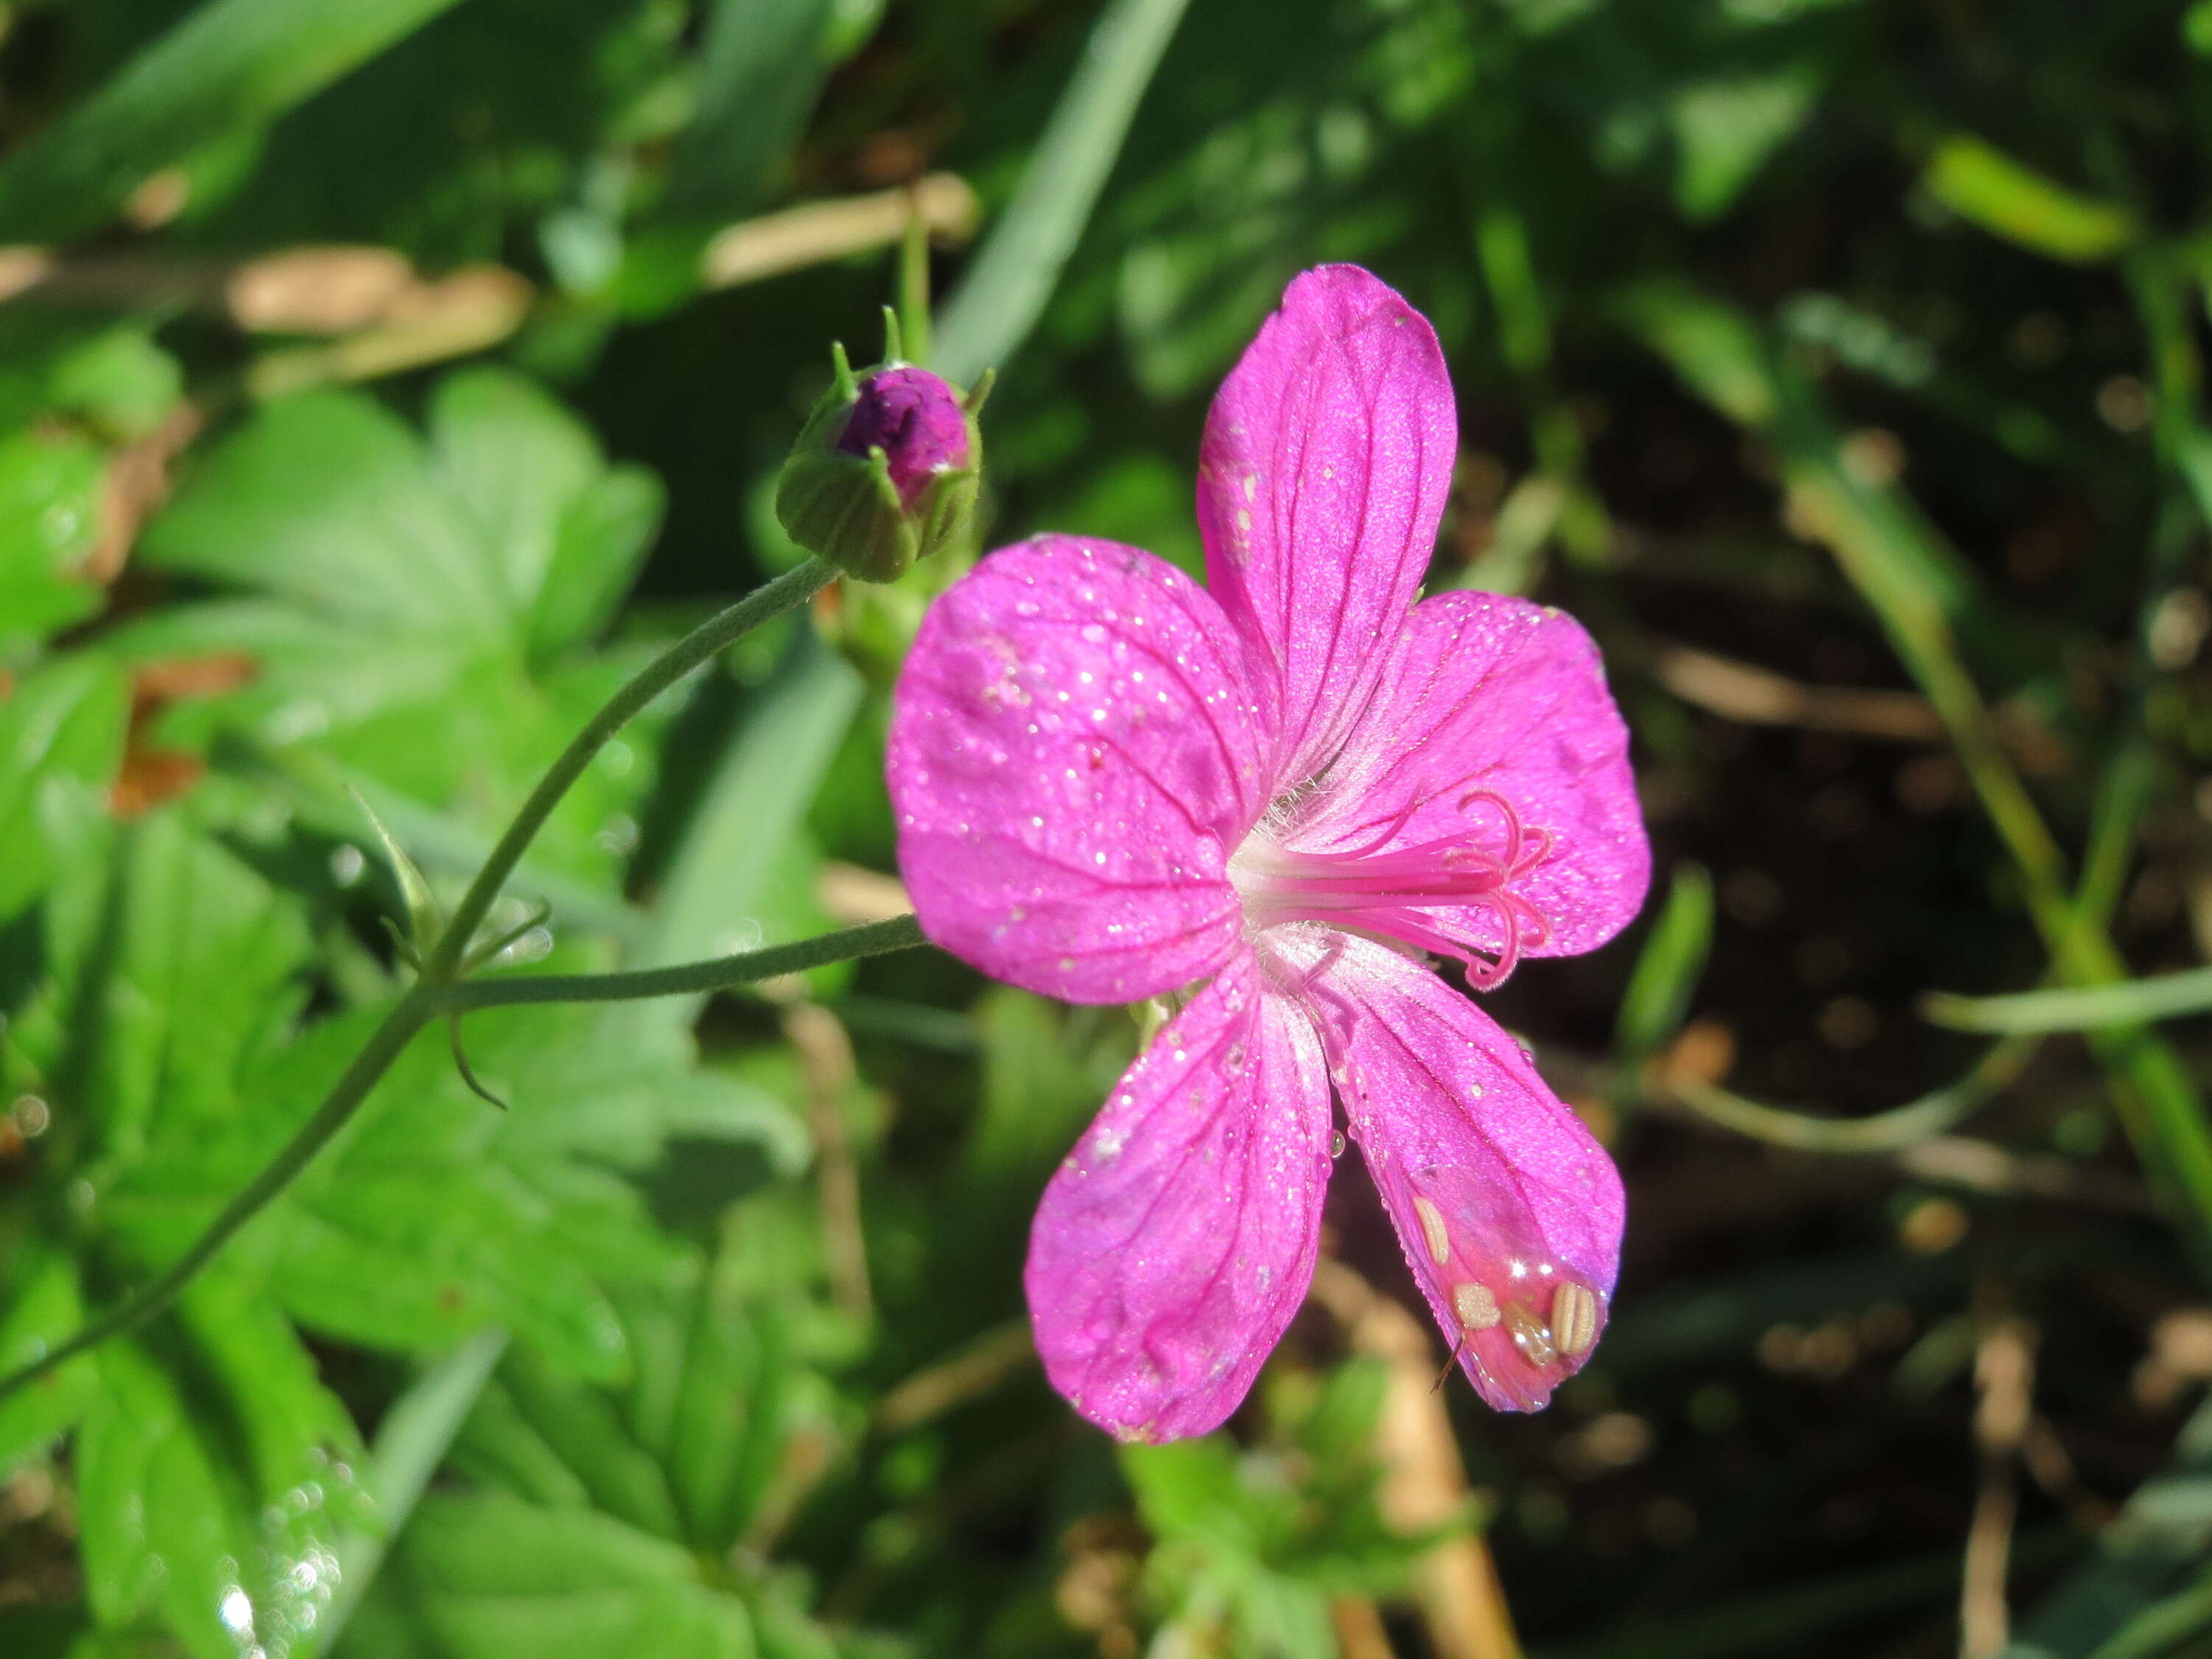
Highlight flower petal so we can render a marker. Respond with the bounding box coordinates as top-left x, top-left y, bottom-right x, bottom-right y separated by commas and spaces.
888, 535, 1270, 1004
1026, 953, 1333, 1441
1294, 931, 1623, 1411
1197, 265, 1456, 785
1301, 589, 1649, 961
